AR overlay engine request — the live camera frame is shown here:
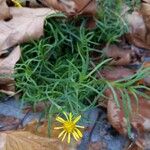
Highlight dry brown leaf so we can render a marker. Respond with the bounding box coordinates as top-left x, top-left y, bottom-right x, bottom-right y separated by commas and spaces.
0, 114, 20, 131
106, 89, 150, 149
0, 0, 11, 20
73, 0, 97, 16
43, 0, 76, 14
0, 120, 78, 150
23, 120, 59, 138
0, 7, 56, 52
0, 46, 20, 95
126, 5, 150, 50
100, 66, 135, 80
104, 45, 143, 65
7, 0, 96, 16
23, 120, 78, 149
0, 131, 70, 150
0, 46, 20, 81
44, 0, 97, 16
140, 1, 150, 47
141, 62, 150, 87
98, 66, 134, 108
